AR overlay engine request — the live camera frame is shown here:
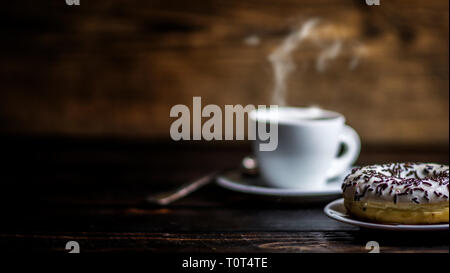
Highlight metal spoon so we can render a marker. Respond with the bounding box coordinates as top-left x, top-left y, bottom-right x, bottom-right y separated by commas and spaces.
146, 156, 258, 206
